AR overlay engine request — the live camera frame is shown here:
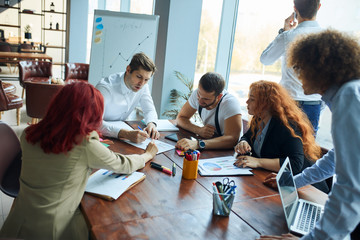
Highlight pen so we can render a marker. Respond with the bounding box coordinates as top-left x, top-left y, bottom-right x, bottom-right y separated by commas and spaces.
137, 126, 143, 131
172, 163, 176, 176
